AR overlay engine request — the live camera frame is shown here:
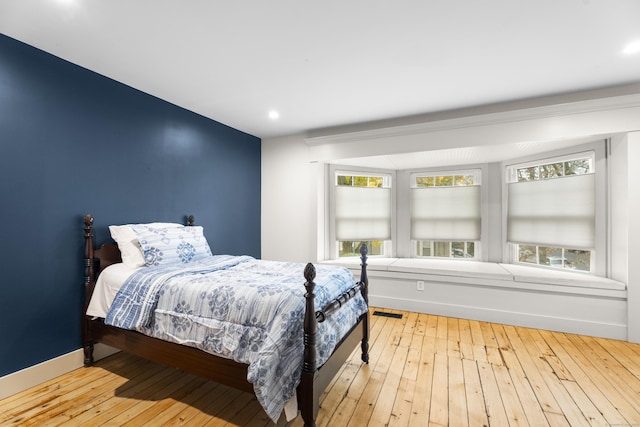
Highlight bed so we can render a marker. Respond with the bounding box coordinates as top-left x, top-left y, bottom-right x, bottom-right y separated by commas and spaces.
82, 214, 370, 426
